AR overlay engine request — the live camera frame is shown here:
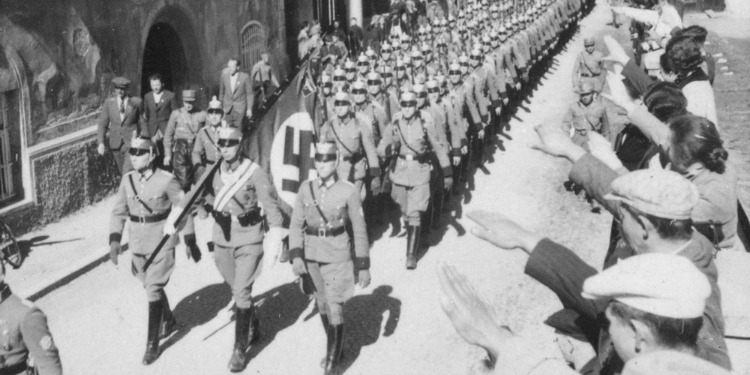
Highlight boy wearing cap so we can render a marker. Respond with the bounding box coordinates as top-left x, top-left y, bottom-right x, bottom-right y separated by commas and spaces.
187, 126, 285, 372
319, 91, 381, 197
379, 91, 452, 269
97, 76, 143, 175
437, 253, 730, 375
572, 38, 604, 93
289, 141, 371, 375
109, 136, 187, 365
528, 124, 732, 371
0, 261, 63, 375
